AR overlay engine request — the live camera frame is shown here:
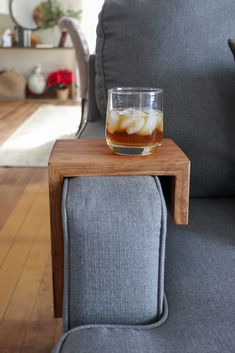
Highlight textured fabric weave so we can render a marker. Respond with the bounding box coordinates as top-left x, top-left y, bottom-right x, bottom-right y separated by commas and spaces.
80, 119, 105, 139
54, 198, 235, 353
95, 0, 235, 197
62, 176, 167, 330
87, 55, 103, 122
